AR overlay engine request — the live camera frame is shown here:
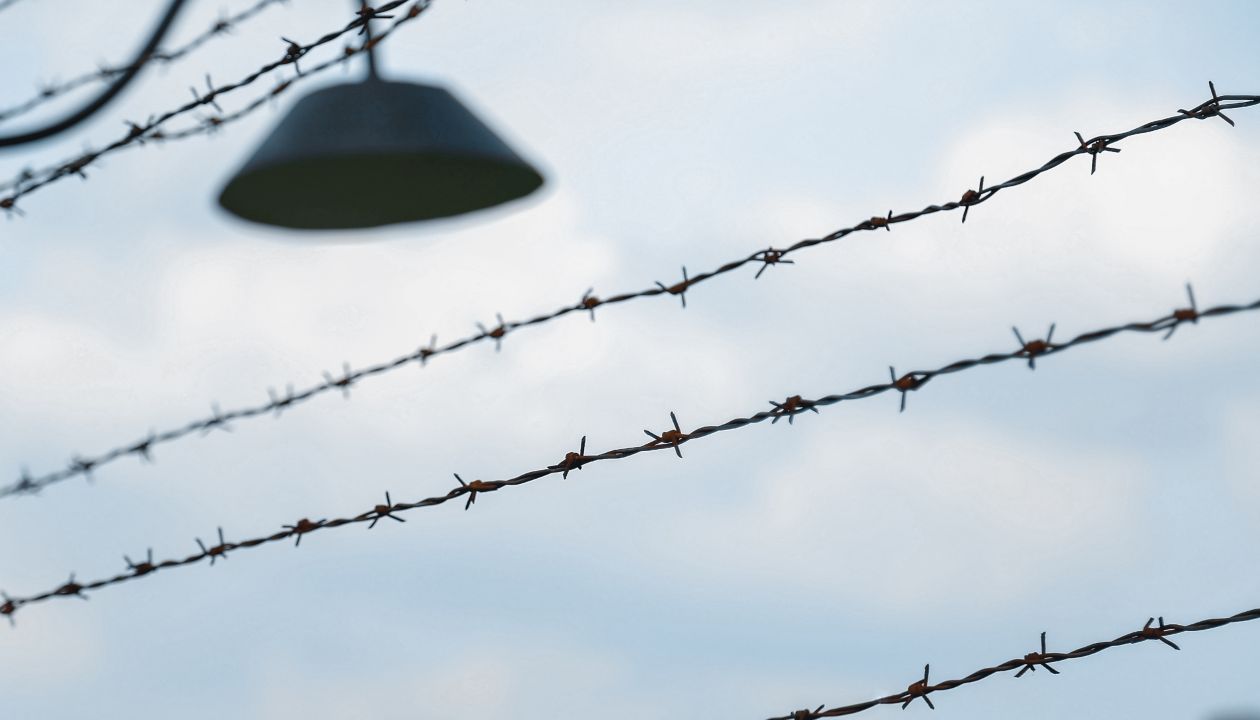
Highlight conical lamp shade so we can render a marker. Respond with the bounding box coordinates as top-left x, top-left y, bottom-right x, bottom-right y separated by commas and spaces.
218, 79, 544, 230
